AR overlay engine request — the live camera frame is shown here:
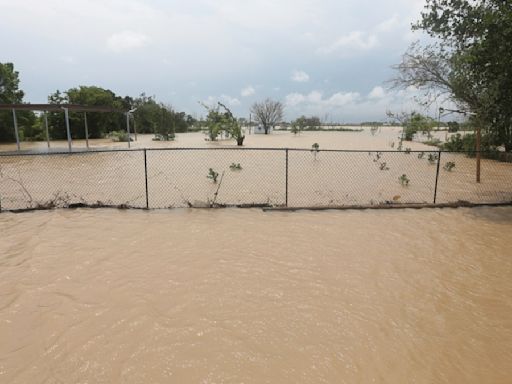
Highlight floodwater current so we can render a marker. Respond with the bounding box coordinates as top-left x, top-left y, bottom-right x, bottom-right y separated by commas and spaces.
1, 207, 511, 383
